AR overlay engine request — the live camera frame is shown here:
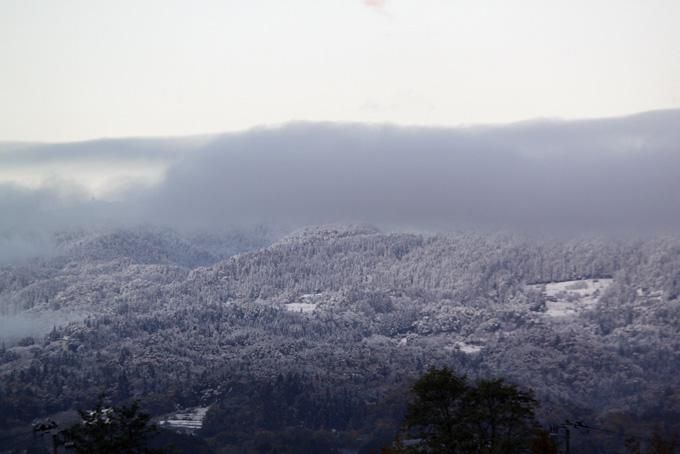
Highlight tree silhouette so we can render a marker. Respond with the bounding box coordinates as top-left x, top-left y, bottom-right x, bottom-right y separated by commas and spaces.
404, 367, 470, 452
648, 429, 678, 454
397, 367, 539, 453
463, 378, 538, 453
61, 399, 163, 453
